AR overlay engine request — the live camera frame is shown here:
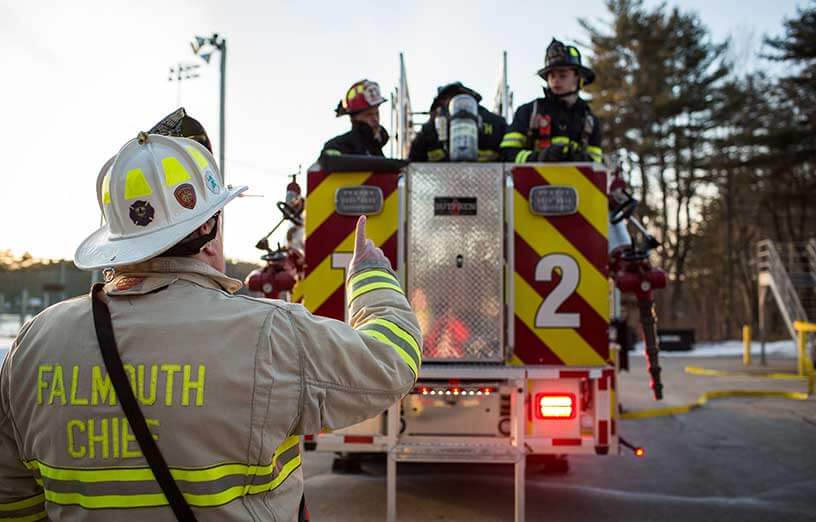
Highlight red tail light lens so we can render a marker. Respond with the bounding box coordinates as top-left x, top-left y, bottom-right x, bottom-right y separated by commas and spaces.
535, 393, 576, 419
